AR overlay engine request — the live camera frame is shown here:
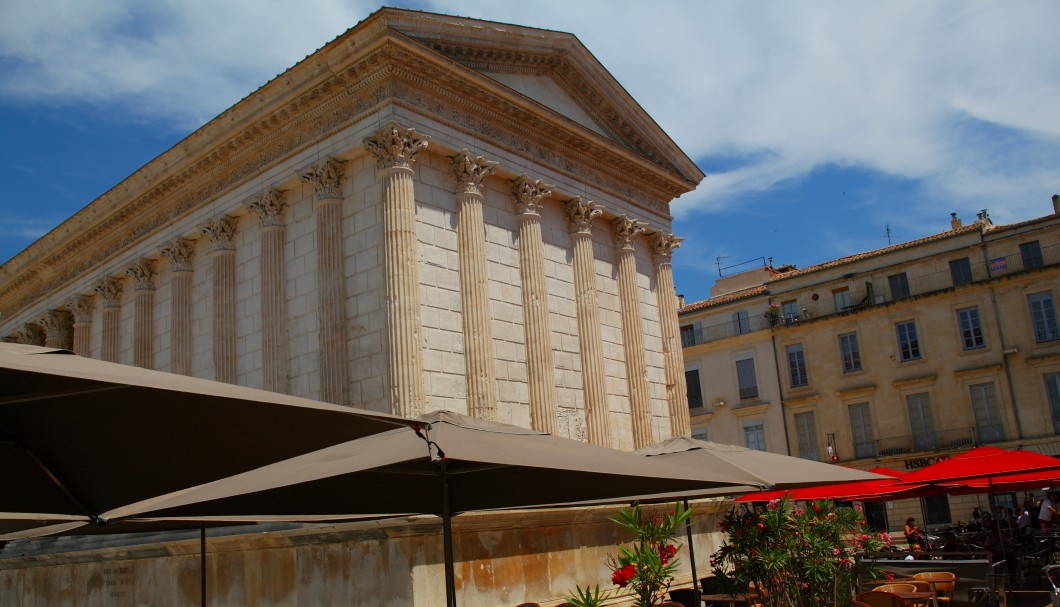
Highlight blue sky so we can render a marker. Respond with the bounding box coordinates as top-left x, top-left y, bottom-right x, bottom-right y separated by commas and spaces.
2, 1, 1059, 304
